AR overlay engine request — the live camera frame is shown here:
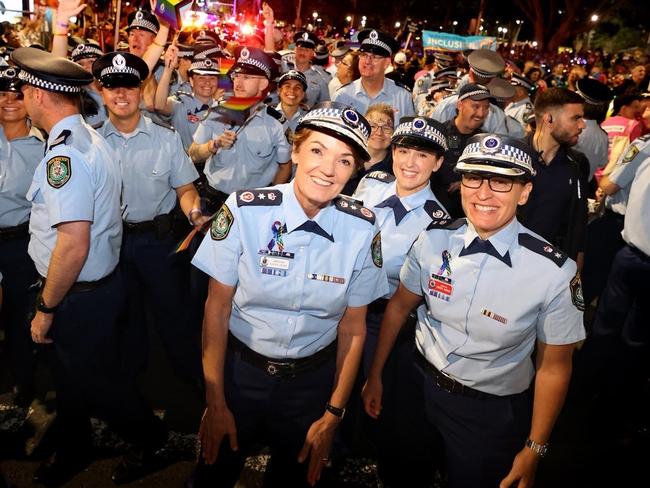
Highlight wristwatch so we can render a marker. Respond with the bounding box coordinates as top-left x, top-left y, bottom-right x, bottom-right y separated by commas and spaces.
325, 402, 346, 419
525, 438, 549, 457
37, 297, 58, 314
